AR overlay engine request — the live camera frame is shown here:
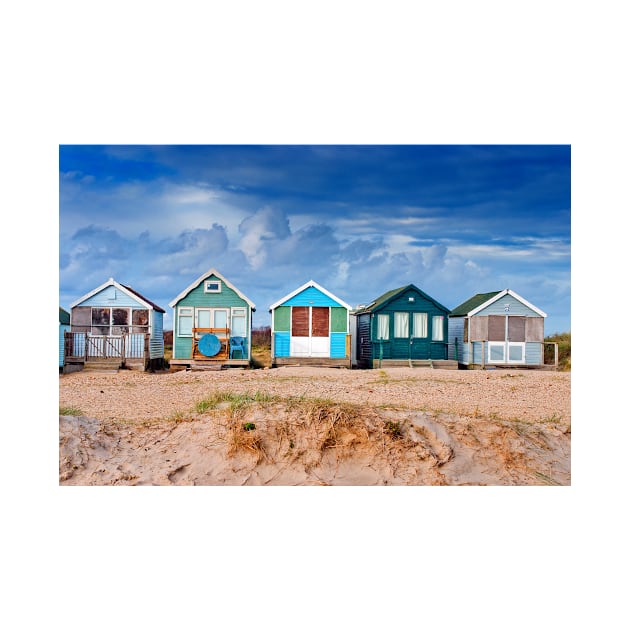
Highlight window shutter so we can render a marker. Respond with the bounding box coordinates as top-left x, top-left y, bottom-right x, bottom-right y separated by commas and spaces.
488, 315, 505, 341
